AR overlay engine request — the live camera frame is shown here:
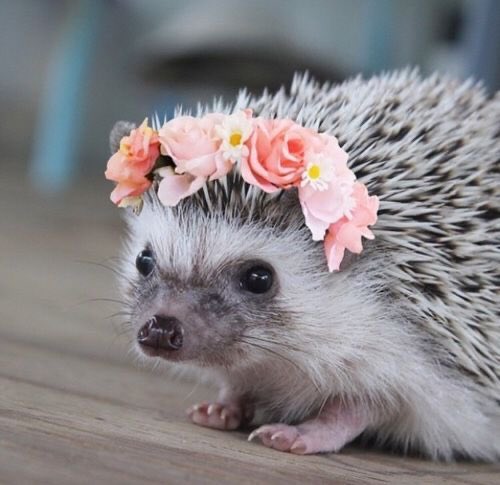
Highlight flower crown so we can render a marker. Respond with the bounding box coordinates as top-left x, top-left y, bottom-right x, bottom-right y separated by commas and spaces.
105, 110, 379, 272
